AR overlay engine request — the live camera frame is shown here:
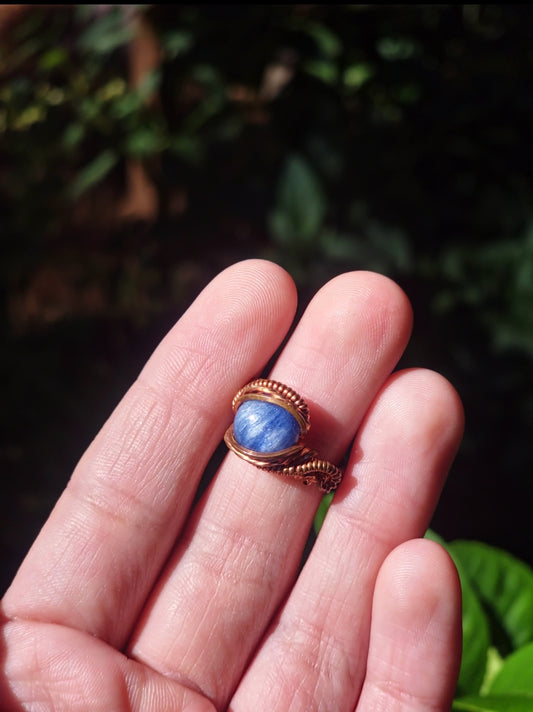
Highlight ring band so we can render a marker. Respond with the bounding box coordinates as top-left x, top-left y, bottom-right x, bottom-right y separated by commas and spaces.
224, 379, 343, 494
